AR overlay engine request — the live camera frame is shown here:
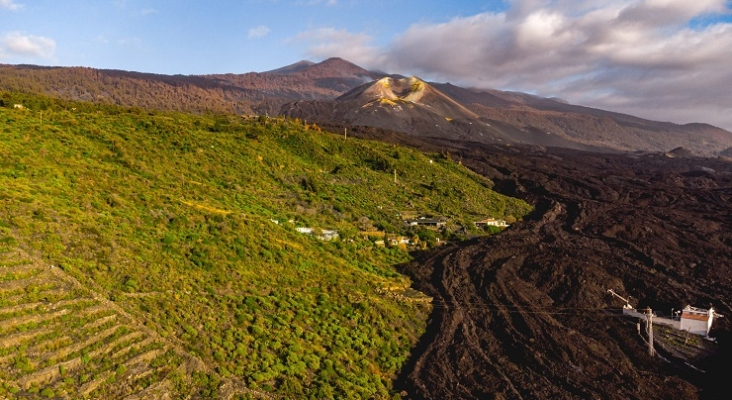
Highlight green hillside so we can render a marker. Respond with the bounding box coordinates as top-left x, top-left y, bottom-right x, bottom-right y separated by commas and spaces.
0, 93, 531, 399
